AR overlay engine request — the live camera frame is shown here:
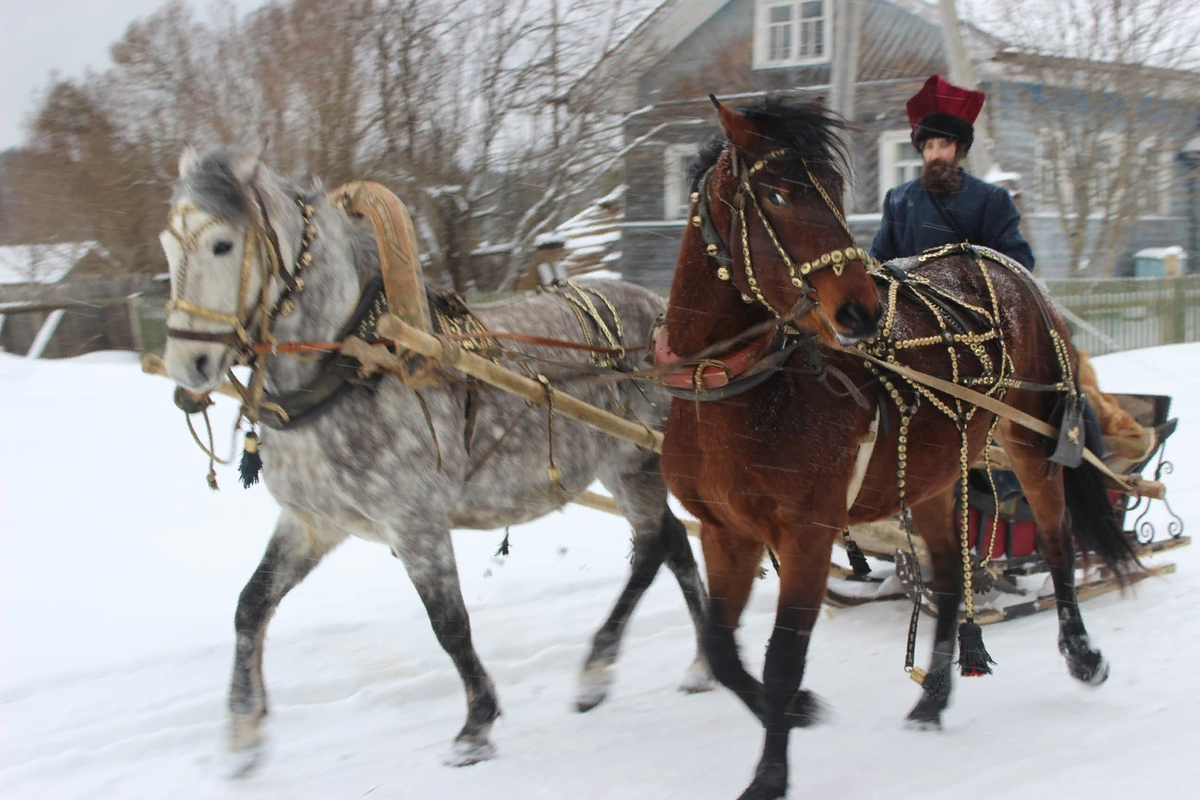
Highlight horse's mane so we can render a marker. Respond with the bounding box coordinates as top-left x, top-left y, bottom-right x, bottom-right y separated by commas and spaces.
687, 95, 849, 192
173, 148, 308, 221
